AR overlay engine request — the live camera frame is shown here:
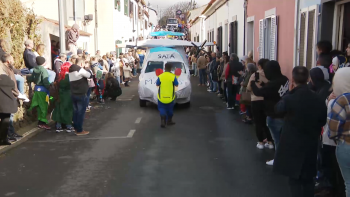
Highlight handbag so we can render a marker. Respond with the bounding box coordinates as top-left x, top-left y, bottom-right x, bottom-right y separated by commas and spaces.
88, 79, 95, 88
240, 90, 251, 105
